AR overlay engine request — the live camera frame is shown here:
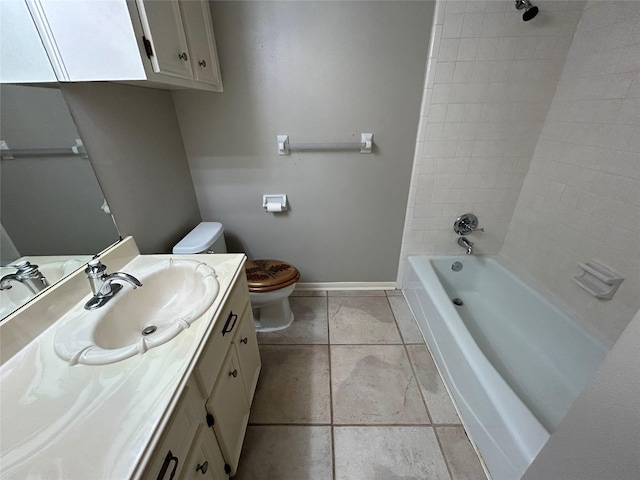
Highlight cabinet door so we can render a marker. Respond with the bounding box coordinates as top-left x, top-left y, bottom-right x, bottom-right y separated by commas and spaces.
206, 347, 249, 476
234, 309, 261, 403
179, 0, 222, 89
0, 0, 56, 83
136, 0, 193, 80
144, 379, 202, 480
28, 0, 146, 81
180, 425, 228, 480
